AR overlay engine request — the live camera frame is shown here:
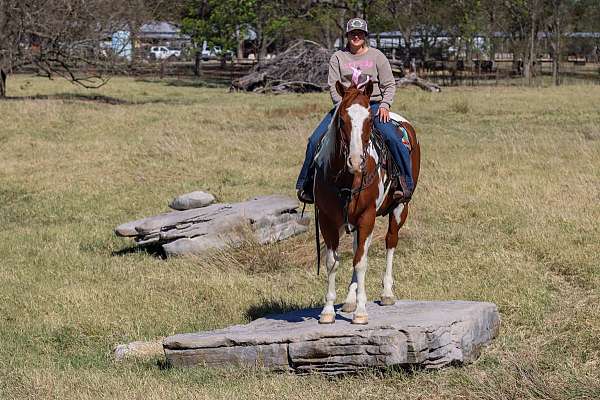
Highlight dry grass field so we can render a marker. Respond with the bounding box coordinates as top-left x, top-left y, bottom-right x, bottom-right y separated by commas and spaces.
0, 75, 599, 399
